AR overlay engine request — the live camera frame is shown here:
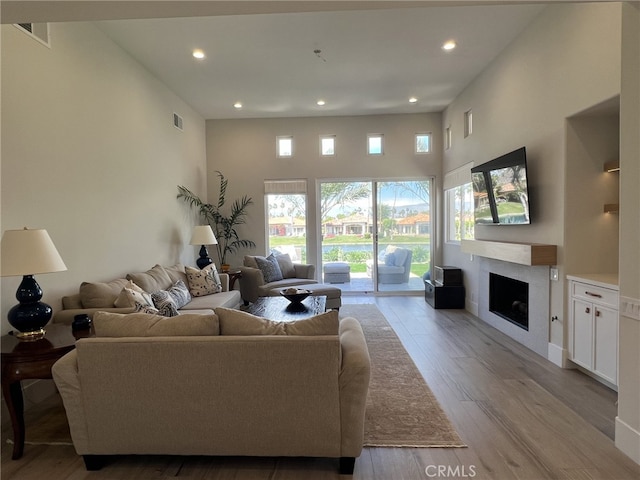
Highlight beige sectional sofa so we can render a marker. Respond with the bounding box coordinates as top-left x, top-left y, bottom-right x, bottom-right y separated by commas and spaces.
53, 263, 241, 324
52, 308, 371, 474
